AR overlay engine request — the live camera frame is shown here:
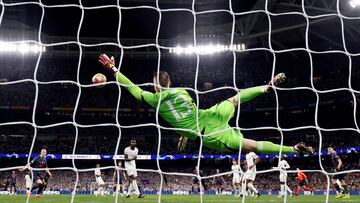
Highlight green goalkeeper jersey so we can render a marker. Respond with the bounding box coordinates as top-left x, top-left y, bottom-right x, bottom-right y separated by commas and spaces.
115, 72, 206, 140
115, 72, 247, 152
